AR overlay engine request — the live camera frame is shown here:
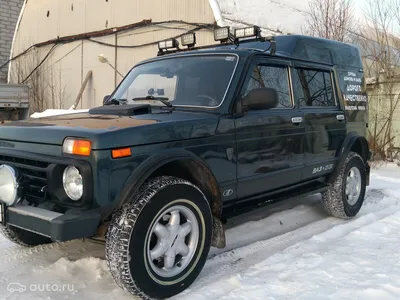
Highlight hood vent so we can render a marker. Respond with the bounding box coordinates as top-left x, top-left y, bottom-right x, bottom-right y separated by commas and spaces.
88, 104, 151, 117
